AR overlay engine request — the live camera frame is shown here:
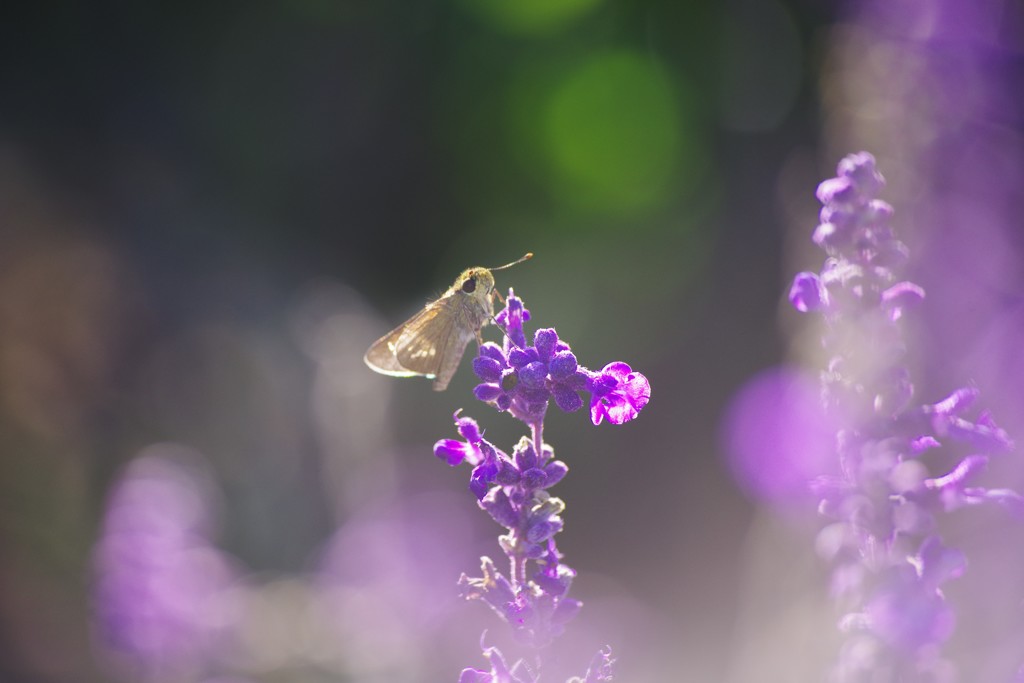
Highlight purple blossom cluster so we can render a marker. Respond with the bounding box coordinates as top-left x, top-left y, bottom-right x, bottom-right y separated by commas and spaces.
436, 289, 649, 682
471, 291, 649, 427
790, 152, 1019, 680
